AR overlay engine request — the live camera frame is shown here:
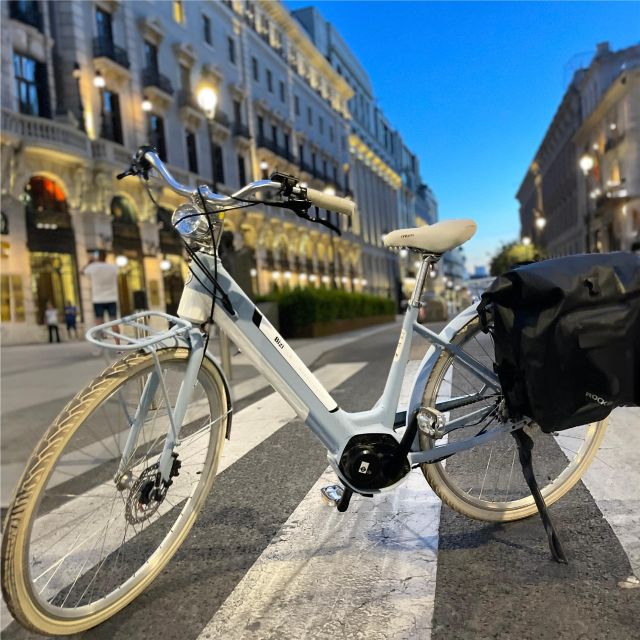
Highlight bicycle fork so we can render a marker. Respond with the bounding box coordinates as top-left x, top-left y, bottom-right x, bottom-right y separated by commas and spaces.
114, 329, 206, 488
